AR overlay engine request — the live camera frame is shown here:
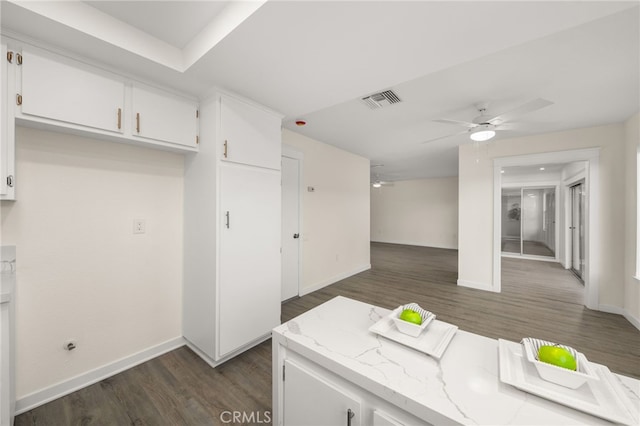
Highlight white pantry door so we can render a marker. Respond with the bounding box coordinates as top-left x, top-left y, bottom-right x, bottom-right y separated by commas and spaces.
281, 156, 300, 301
218, 164, 281, 358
